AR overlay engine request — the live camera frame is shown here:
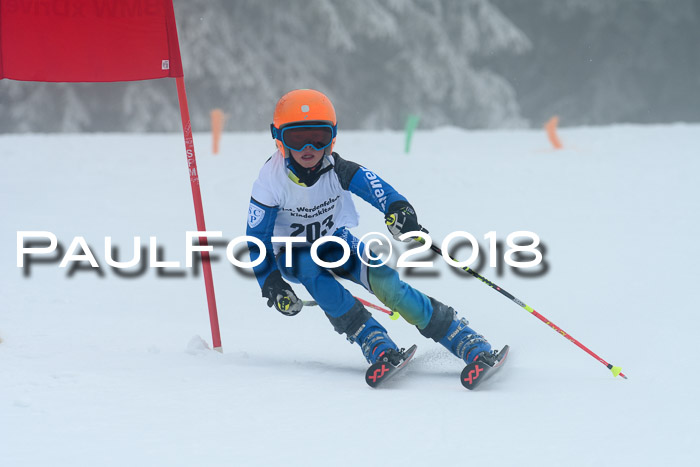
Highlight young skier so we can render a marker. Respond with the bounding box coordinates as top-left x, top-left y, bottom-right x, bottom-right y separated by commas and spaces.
246, 89, 498, 375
